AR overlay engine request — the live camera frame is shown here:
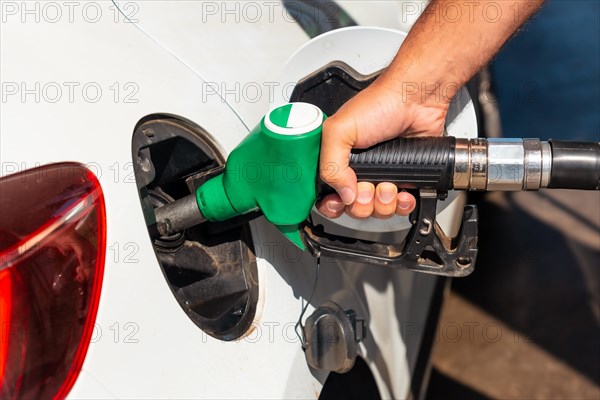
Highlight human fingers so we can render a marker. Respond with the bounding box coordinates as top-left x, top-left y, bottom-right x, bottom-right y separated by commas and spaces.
316, 193, 346, 219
